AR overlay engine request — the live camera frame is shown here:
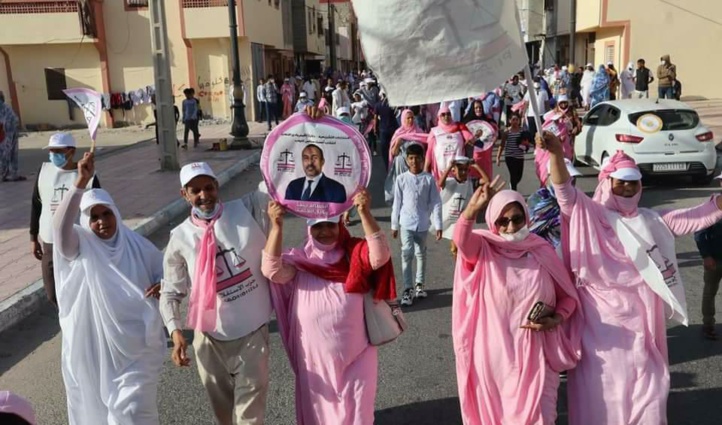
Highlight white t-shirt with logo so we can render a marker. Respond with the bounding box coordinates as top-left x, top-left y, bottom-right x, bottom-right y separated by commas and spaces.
441, 178, 474, 239
161, 198, 272, 341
